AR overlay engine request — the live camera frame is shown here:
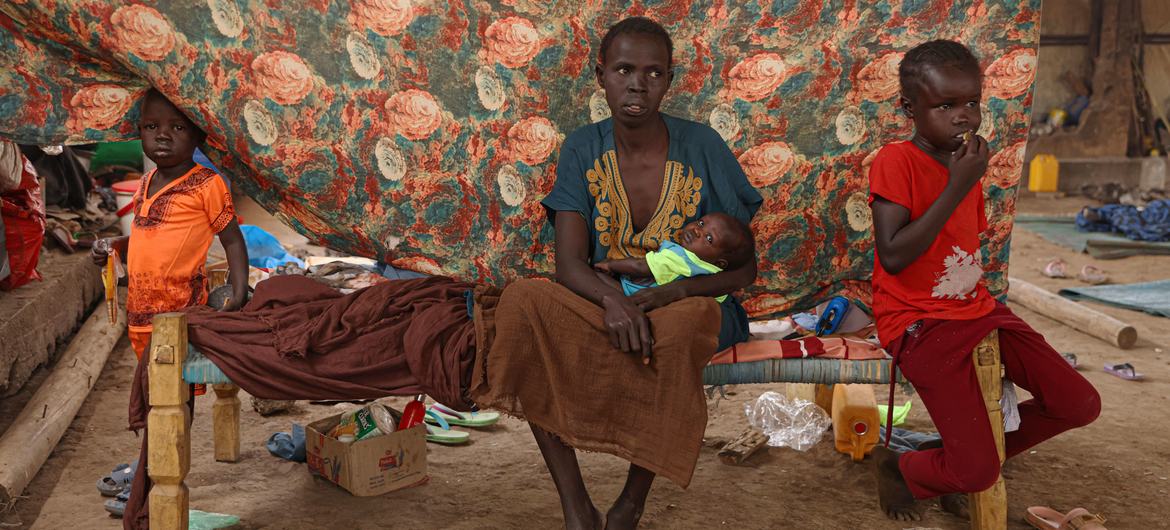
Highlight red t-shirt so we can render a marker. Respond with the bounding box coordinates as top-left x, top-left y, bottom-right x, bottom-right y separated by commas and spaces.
868, 141, 995, 347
